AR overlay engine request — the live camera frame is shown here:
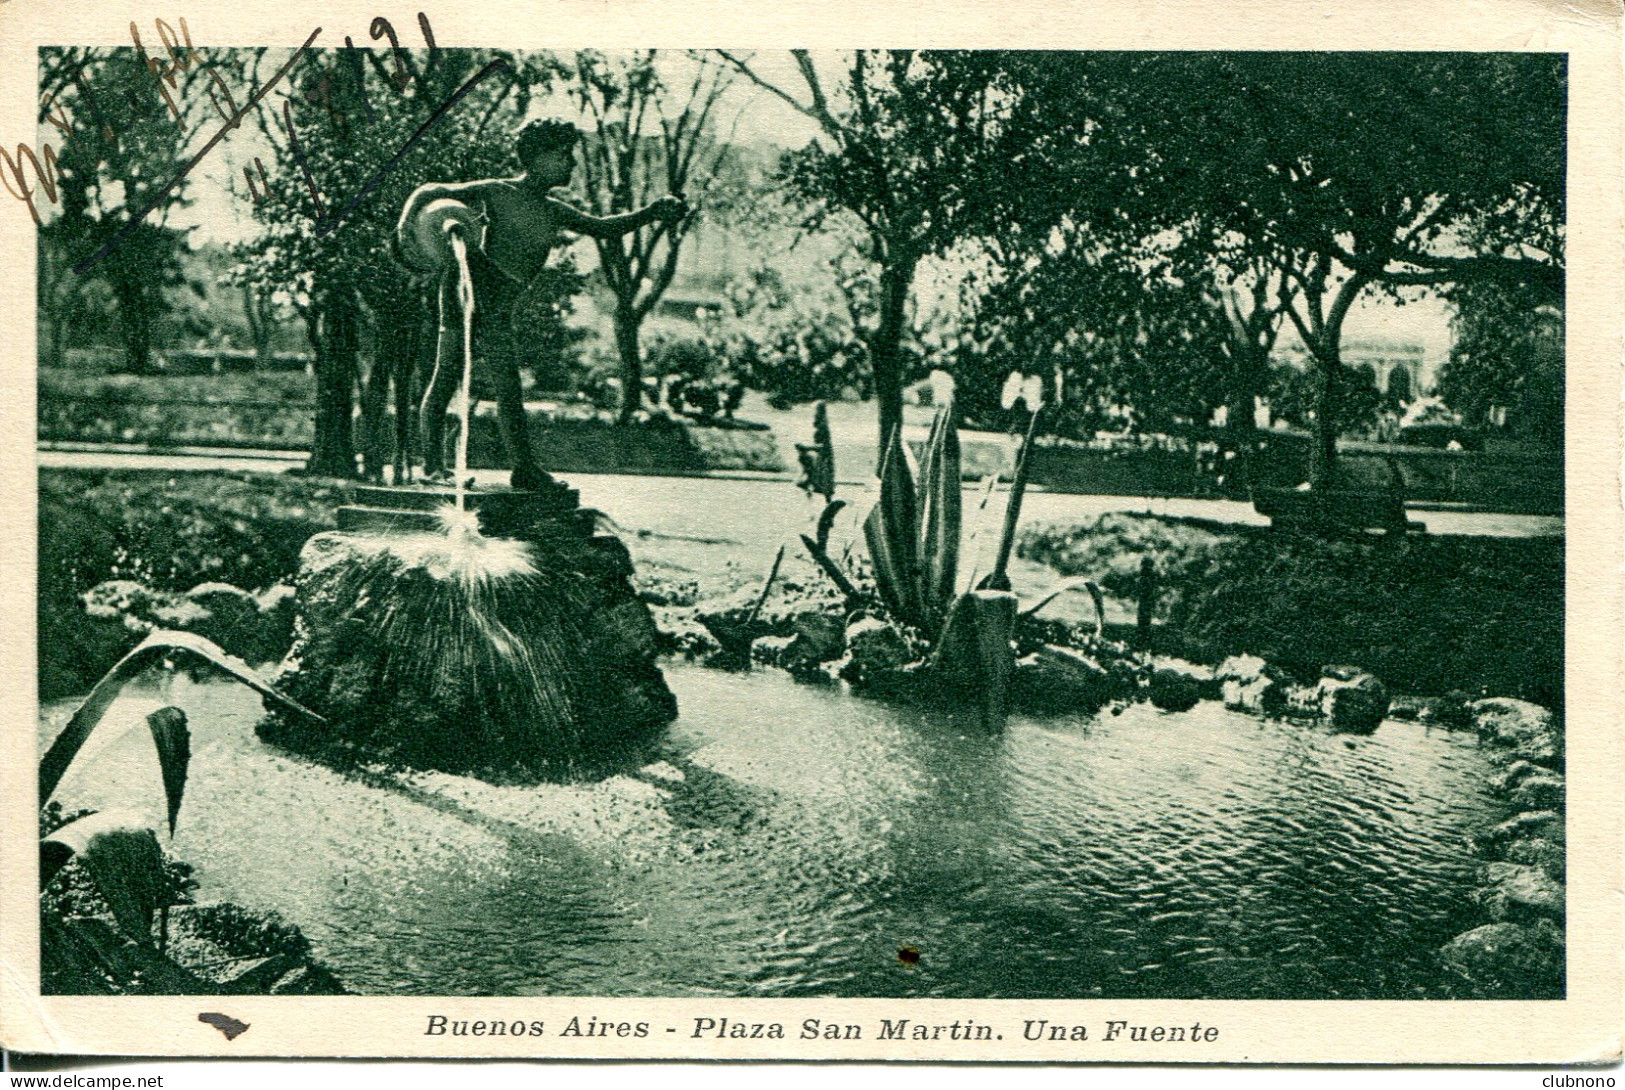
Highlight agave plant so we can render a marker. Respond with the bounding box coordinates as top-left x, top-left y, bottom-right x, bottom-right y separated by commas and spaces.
863, 393, 963, 638
39, 631, 324, 969
896, 374, 1121, 723
854, 391, 1023, 726
831, 376, 1113, 728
